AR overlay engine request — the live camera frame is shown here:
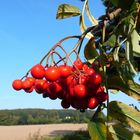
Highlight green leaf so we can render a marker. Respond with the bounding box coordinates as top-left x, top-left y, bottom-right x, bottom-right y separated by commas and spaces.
119, 63, 134, 81
79, 0, 93, 39
103, 34, 116, 47
109, 101, 140, 132
88, 119, 107, 140
85, 0, 98, 26
79, 15, 87, 34
110, 0, 134, 10
56, 4, 80, 19
84, 37, 99, 64
130, 29, 140, 57
126, 80, 140, 100
109, 124, 140, 140
107, 74, 140, 100
126, 40, 138, 75
114, 16, 134, 36
88, 109, 113, 140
